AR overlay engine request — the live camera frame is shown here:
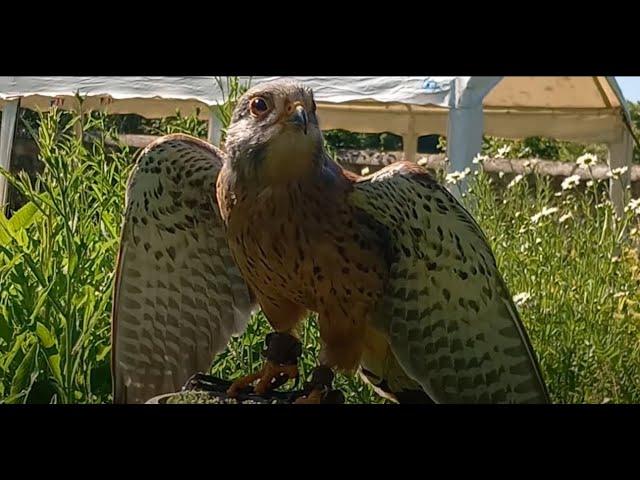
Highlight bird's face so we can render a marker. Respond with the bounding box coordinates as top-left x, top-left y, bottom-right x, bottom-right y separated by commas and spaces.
224, 80, 324, 186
